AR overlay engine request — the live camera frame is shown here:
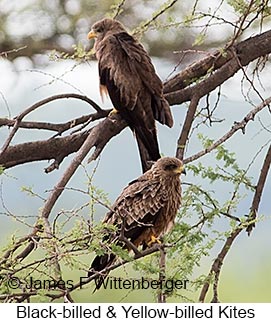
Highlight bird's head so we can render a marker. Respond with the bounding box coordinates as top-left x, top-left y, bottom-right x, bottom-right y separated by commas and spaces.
152, 157, 186, 177
88, 18, 126, 41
